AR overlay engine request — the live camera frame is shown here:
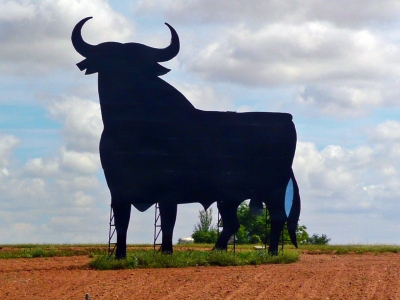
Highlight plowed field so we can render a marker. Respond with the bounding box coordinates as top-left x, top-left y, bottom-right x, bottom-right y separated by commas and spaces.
1, 253, 400, 299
